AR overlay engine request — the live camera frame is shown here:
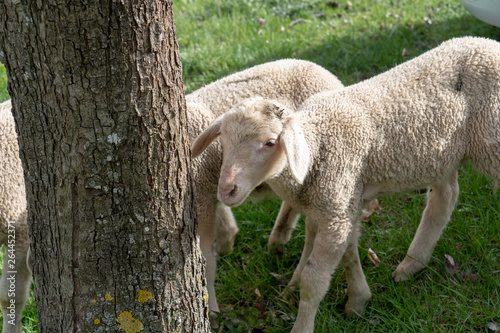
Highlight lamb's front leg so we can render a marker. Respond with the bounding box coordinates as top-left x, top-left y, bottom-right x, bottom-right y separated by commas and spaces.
343, 222, 371, 317
268, 201, 301, 254
291, 215, 352, 333
214, 203, 239, 256
393, 172, 459, 281
284, 216, 317, 293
